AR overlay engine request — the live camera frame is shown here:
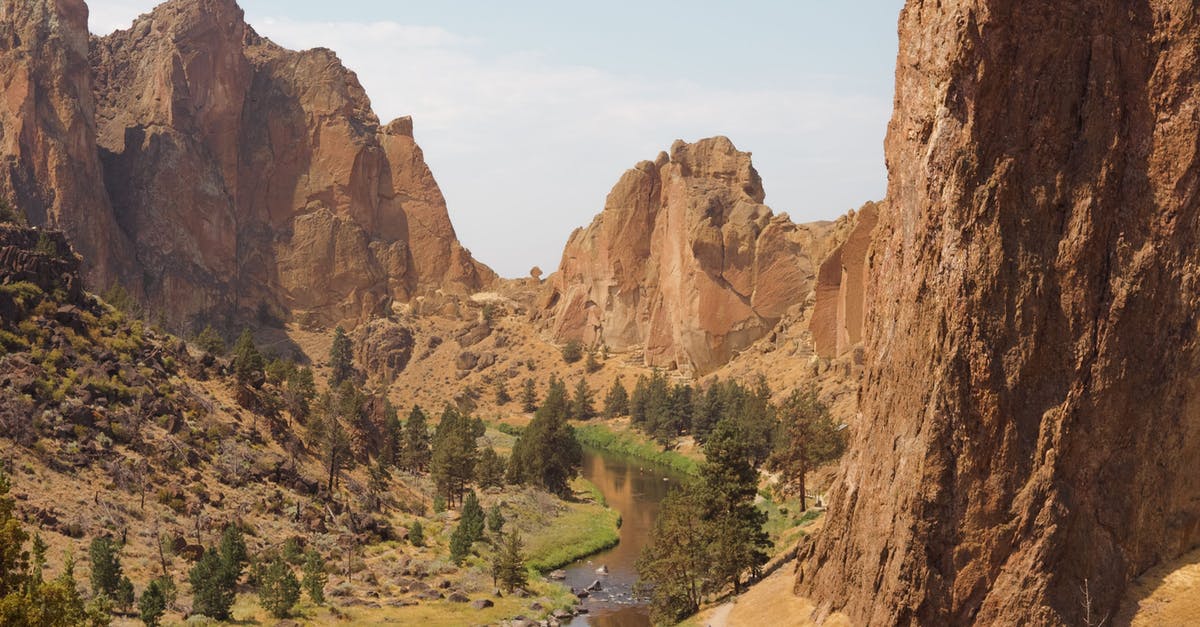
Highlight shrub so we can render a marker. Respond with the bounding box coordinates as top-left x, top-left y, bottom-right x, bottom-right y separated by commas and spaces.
560, 339, 583, 364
